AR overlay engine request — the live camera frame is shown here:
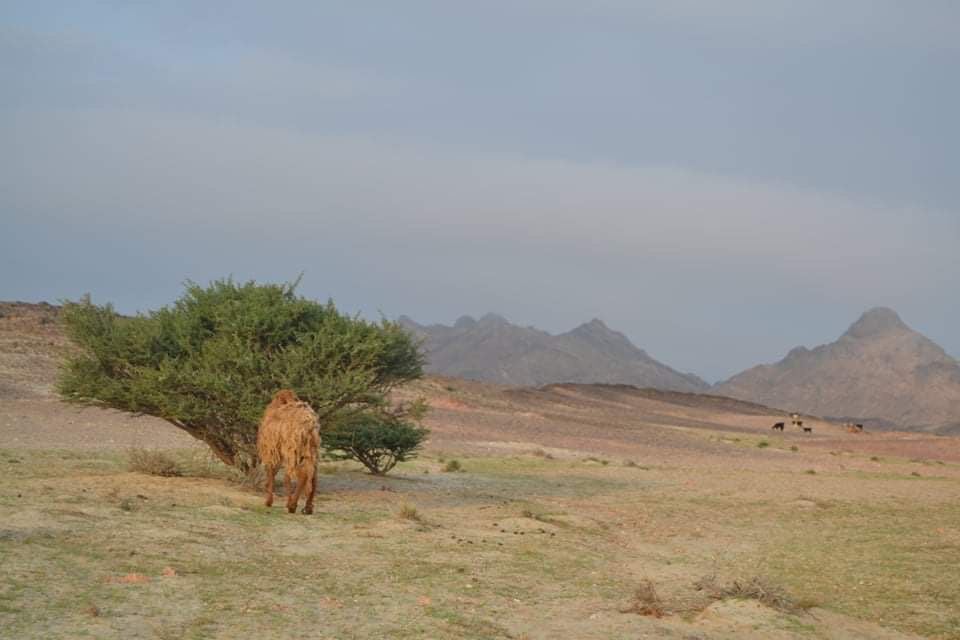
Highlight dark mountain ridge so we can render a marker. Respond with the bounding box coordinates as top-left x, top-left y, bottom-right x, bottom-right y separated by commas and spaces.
399, 314, 708, 393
